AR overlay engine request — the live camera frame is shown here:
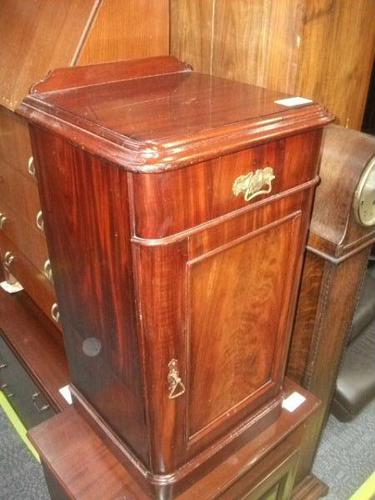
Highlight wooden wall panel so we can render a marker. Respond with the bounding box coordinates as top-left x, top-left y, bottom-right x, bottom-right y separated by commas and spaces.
78, 0, 169, 65
0, 0, 99, 110
212, 0, 302, 93
296, 0, 375, 129
170, 0, 215, 72
170, 0, 375, 129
